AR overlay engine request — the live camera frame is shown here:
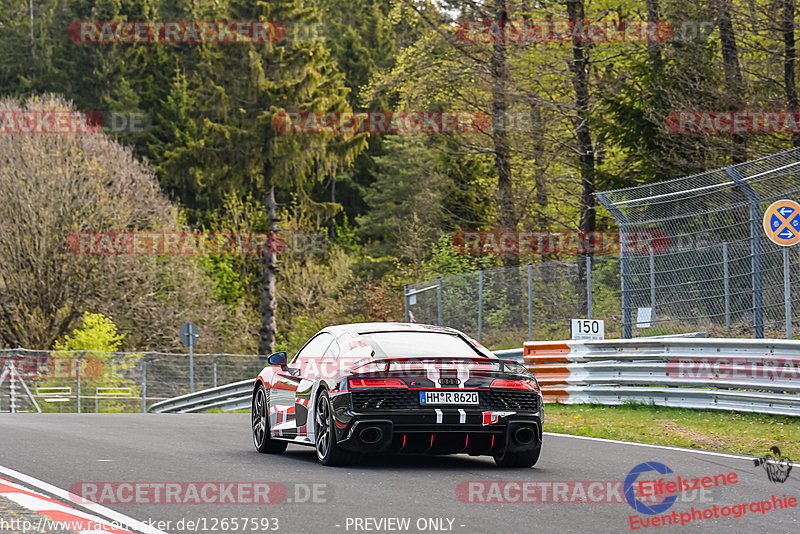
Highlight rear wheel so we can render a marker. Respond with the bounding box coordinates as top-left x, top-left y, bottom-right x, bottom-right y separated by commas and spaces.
493, 444, 541, 467
315, 390, 360, 466
252, 384, 287, 454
